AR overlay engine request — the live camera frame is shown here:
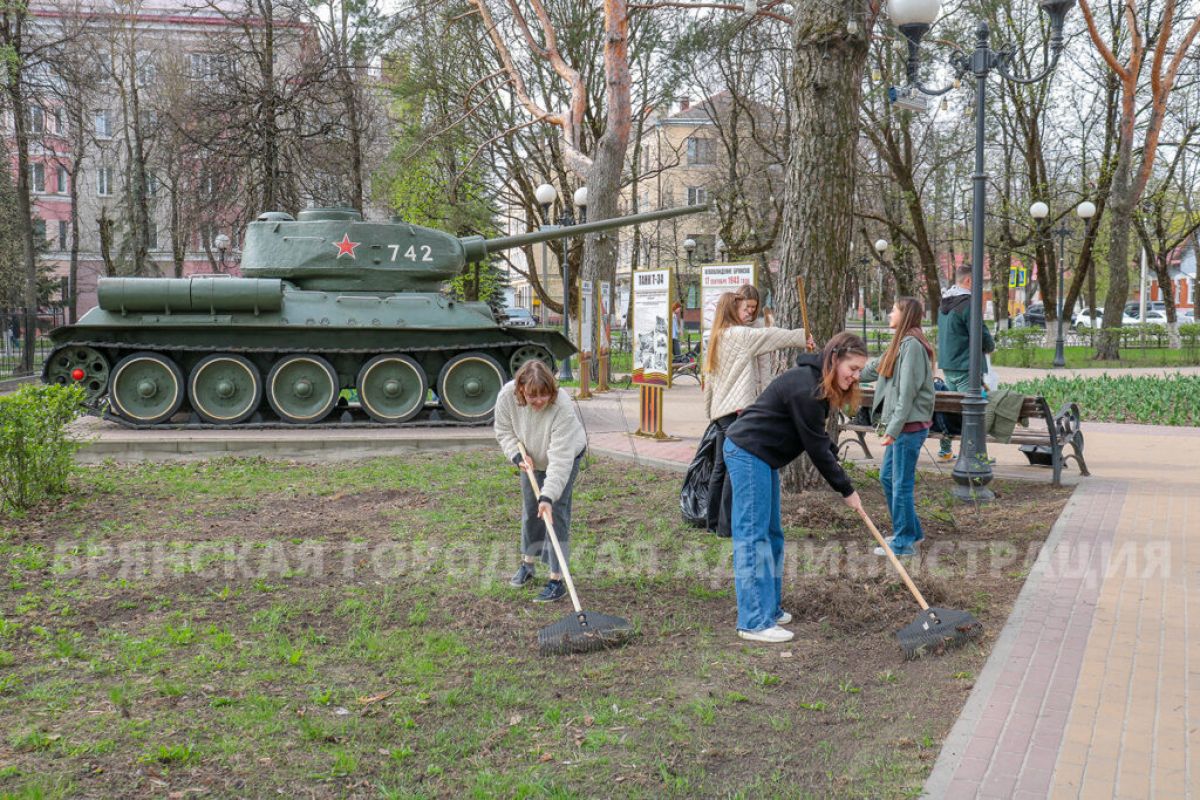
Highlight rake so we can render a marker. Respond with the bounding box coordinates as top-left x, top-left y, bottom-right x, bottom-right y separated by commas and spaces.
856, 506, 983, 659
518, 444, 633, 655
